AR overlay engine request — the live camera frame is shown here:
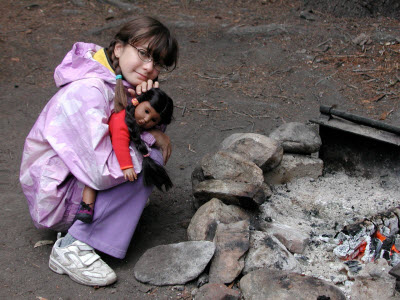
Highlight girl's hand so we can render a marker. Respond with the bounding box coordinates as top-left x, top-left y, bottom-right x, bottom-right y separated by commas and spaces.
123, 168, 137, 181
147, 129, 171, 164
127, 80, 159, 97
